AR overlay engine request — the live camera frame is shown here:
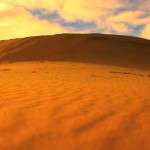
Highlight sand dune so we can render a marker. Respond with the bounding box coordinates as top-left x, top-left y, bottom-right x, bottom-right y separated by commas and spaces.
0, 34, 150, 150
0, 34, 150, 70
